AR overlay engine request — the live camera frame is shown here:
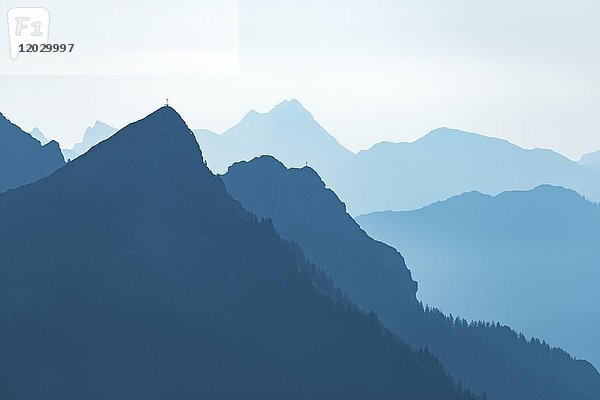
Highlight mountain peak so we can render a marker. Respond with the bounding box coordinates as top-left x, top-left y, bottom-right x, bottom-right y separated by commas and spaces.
228, 154, 286, 171
240, 99, 312, 123
63, 110, 189, 159
420, 127, 485, 141
270, 98, 309, 113
137, 105, 185, 126
495, 184, 592, 206
82, 107, 197, 160
227, 155, 323, 186
412, 127, 522, 154
63, 106, 213, 186
92, 120, 112, 129
221, 100, 352, 162
29, 106, 228, 219
44, 140, 62, 152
